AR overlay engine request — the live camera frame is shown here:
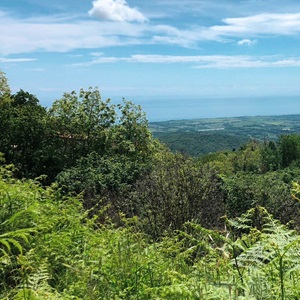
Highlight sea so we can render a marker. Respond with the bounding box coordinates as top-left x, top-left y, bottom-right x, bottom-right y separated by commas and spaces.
41, 94, 300, 123
133, 96, 300, 122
